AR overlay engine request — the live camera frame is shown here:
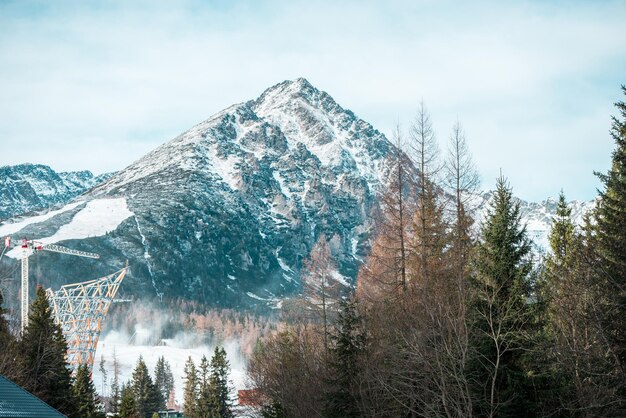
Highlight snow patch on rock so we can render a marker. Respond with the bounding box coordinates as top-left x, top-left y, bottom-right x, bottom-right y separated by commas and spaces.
0, 201, 83, 236
6, 198, 133, 258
